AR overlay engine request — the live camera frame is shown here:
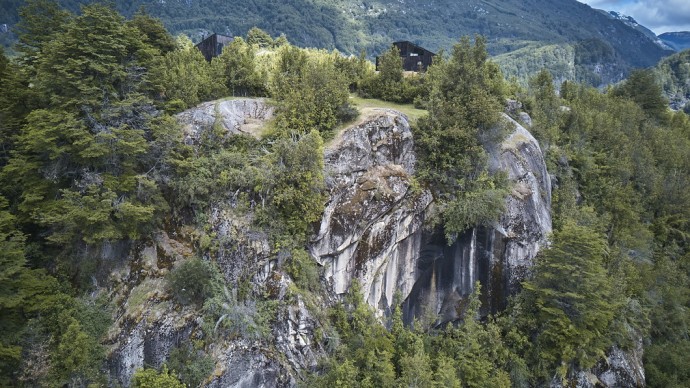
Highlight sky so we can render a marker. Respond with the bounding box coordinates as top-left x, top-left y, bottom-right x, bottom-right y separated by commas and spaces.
578, 0, 690, 34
